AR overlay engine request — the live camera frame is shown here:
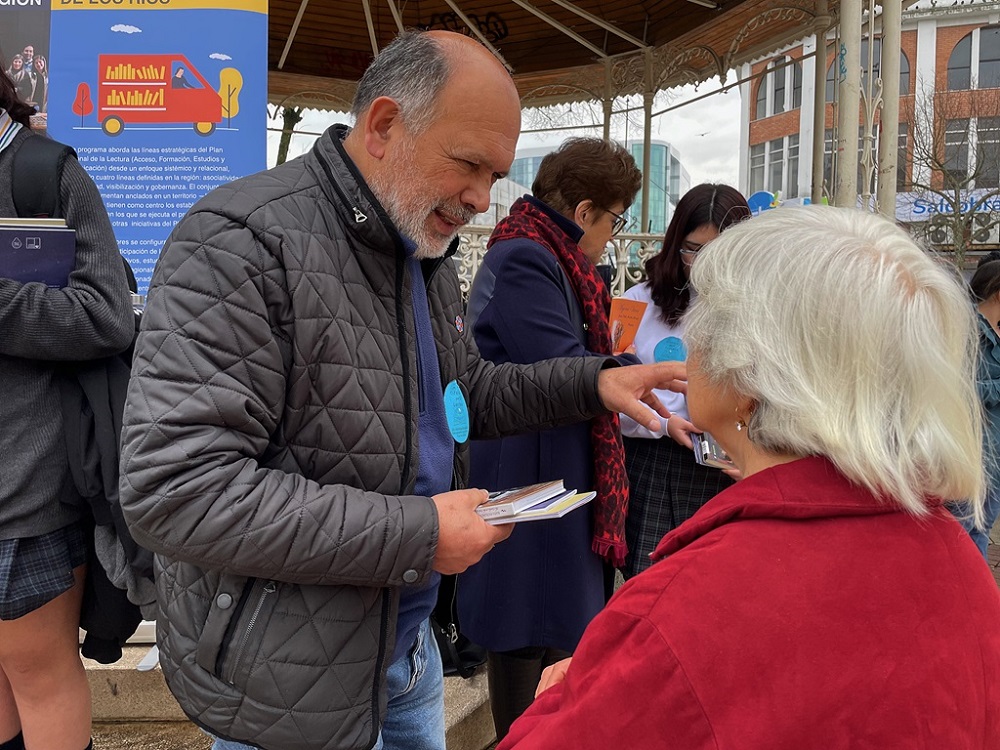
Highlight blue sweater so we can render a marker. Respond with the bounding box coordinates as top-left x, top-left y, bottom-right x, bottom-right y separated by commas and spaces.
393, 239, 453, 662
